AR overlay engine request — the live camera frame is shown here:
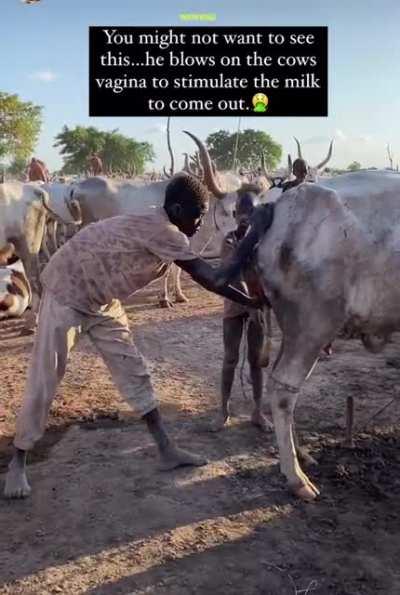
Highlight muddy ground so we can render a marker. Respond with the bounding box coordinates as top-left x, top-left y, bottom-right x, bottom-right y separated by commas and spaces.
1, 275, 400, 594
